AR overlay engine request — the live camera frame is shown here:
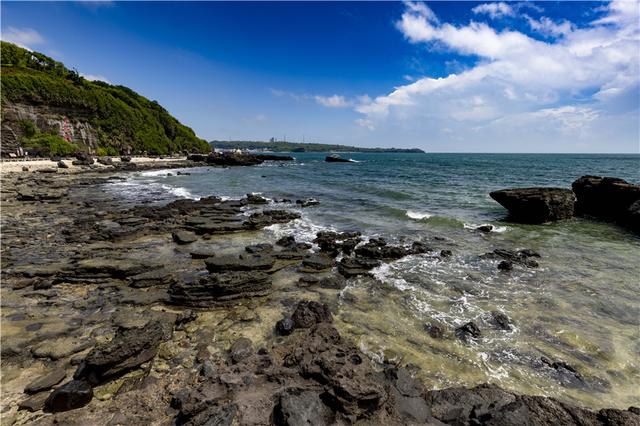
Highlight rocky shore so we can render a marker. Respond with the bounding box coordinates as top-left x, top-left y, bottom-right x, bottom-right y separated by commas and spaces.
1, 164, 638, 425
